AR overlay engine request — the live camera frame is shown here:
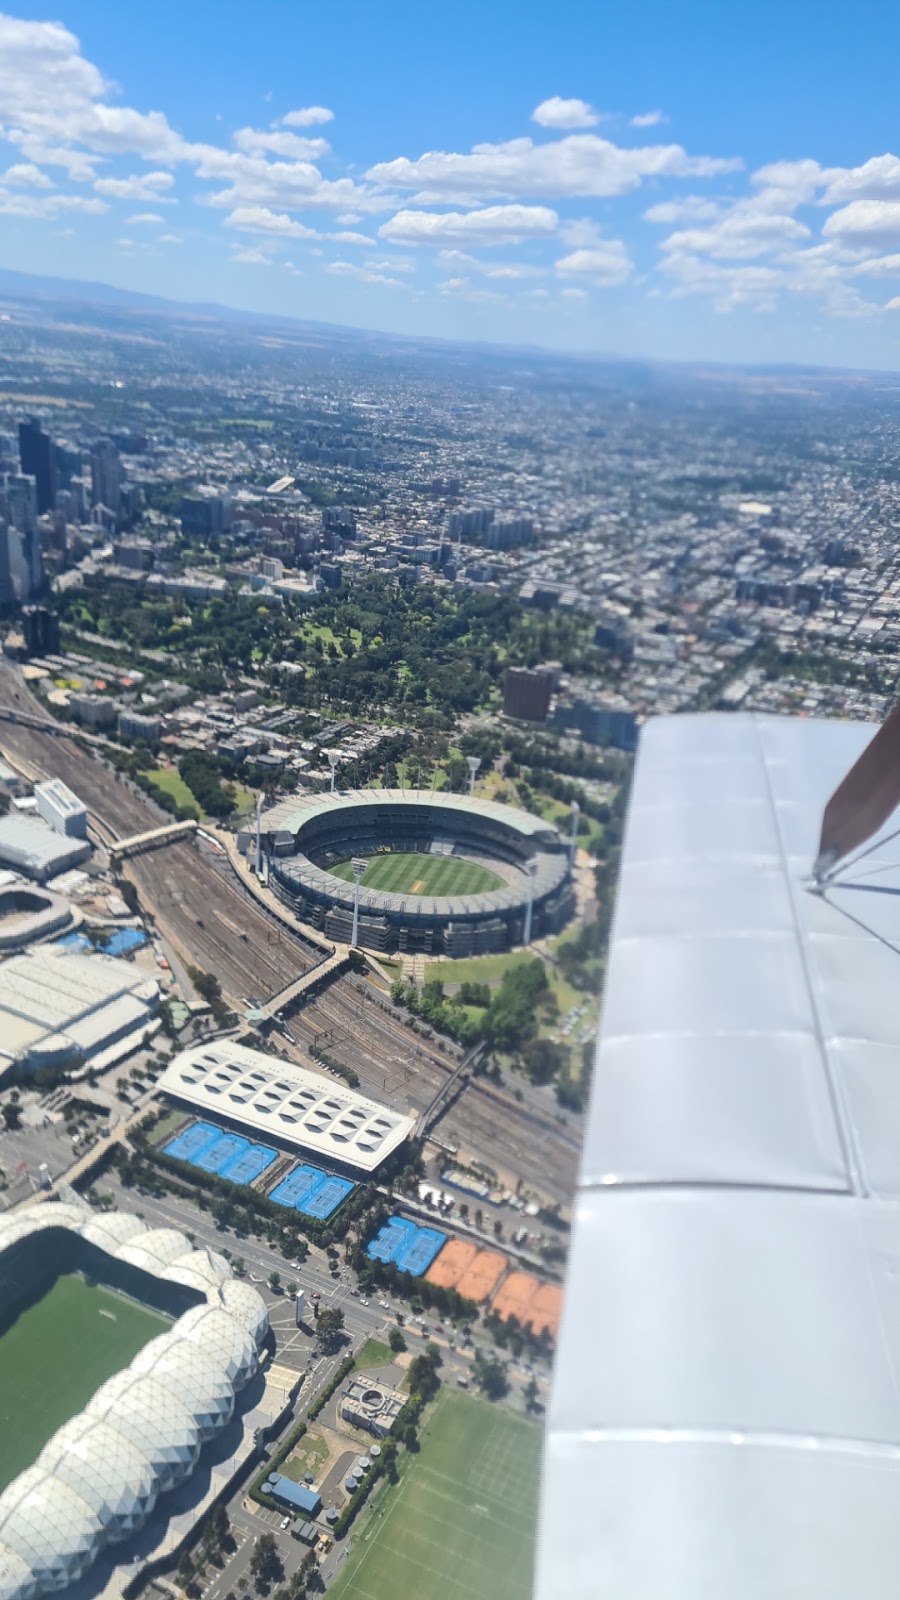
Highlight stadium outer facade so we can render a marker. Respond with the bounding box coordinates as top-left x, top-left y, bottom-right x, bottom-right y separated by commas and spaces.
0, 1202, 269, 1600
253, 789, 575, 956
